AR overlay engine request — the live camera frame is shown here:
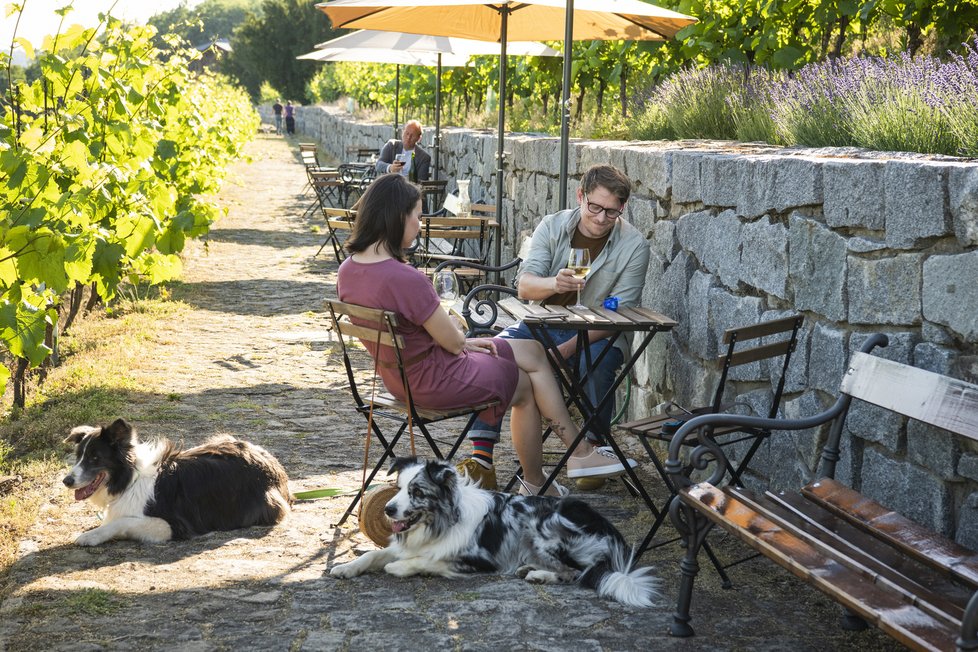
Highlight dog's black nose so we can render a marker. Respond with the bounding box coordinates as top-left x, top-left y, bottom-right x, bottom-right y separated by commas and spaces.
62, 475, 73, 487
384, 505, 397, 517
